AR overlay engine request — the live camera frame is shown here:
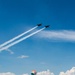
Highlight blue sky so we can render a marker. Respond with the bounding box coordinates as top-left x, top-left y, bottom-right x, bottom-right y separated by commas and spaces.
0, 0, 75, 75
